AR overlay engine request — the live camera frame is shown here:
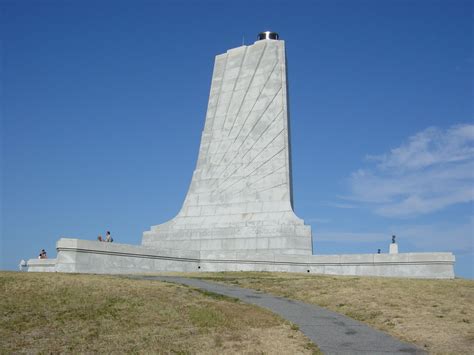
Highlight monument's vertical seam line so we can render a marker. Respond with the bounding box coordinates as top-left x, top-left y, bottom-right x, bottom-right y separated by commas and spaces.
215, 129, 286, 195
209, 46, 249, 175
210, 46, 273, 173
258, 182, 287, 193
242, 147, 286, 183
227, 43, 268, 138
224, 129, 286, 187
241, 109, 284, 159
220, 46, 248, 133
212, 59, 280, 181
211, 53, 229, 133
228, 91, 284, 164
208, 106, 284, 194
213, 83, 282, 184
229, 165, 288, 202
240, 165, 286, 191
223, 57, 279, 160
207, 43, 268, 178
203, 52, 229, 164
281, 42, 294, 209
183, 52, 229, 212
